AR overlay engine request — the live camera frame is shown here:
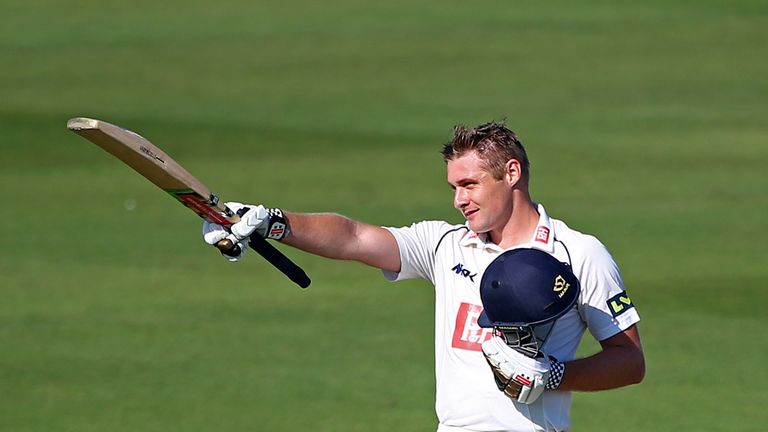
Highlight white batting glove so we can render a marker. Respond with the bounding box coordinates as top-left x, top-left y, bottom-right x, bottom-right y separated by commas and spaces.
481, 336, 553, 404
231, 205, 289, 241
202, 202, 249, 262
